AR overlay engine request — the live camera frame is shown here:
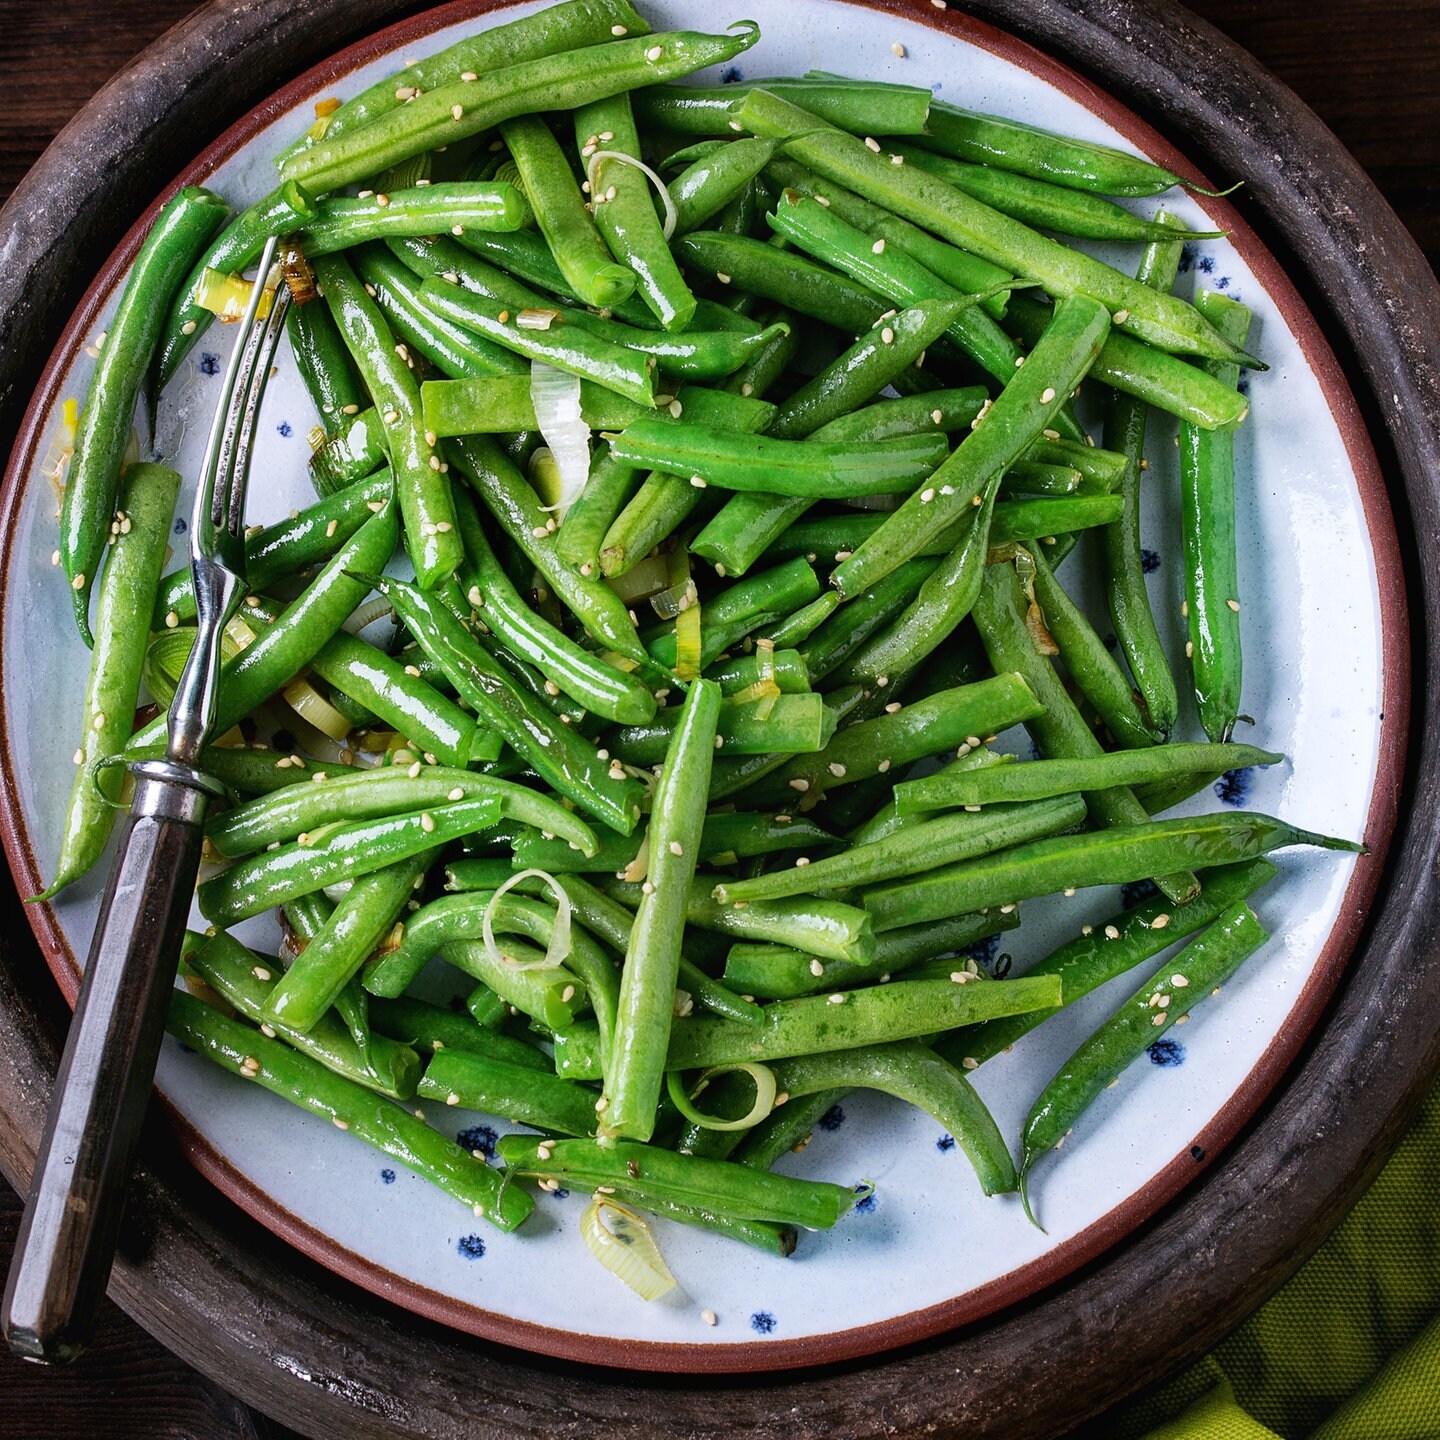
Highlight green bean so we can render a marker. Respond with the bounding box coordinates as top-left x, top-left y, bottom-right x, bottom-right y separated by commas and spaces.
761, 593, 840, 648
444, 933, 590, 1033
126, 743, 363, 798
554, 973, 1061, 1078
769, 1042, 1016, 1194
735, 88, 1256, 366
714, 795, 1086, 904
690, 297, 968, 577
827, 293, 1110, 599
604, 678, 720, 1140
797, 559, 934, 680
42, 463, 179, 898
287, 296, 370, 439
1099, 218, 1186, 737
304, 185, 525, 262
670, 138, 776, 234
278, 891, 380, 1062
449, 435, 648, 664
500, 113, 636, 308
1029, 545, 1162, 748
732, 1088, 842, 1171
722, 910, 1019, 1002
155, 181, 316, 390
636, 77, 932, 138
419, 1049, 600, 1137
765, 156, 1011, 302
282, 24, 762, 192
497, 1136, 857, 1229
575, 92, 697, 328
129, 497, 399, 752
674, 230, 885, 334
737, 672, 1045, 808
365, 573, 646, 834
167, 991, 533, 1230
1004, 293, 1249, 431
261, 853, 432, 1035
185, 930, 421, 1099
417, 274, 658, 406
940, 858, 1277, 1070
913, 100, 1200, 198
810, 388, 988, 444
767, 189, 1022, 383
1020, 902, 1268, 1212
308, 412, 388, 495
1000, 462, 1082, 497
368, 994, 551, 1071
896, 743, 1281, 815
609, 417, 948, 497
554, 451, 645, 570
197, 796, 502, 927
646, 557, 820, 672
707, 648, 811, 695
353, 243, 529, 380
206, 764, 594, 858
422, 375, 647, 437
317, 254, 461, 588
888, 145, 1223, 243
1182, 291, 1254, 742
452, 498, 656, 725
608, 693, 834, 764
864, 812, 1360, 932
62, 186, 229, 642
